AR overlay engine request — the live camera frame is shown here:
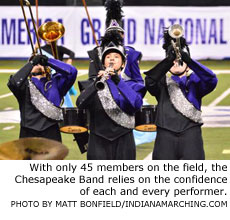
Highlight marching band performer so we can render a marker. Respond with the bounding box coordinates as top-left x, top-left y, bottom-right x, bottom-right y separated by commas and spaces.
76, 32, 146, 160
88, 0, 143, 83
75, 0, 145, 154
145, 27, 218, 160
104, 0, 143, 82
8, 54, 77, 142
